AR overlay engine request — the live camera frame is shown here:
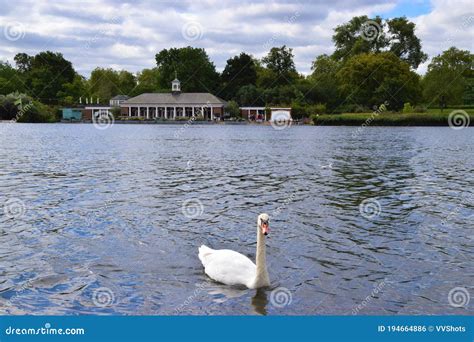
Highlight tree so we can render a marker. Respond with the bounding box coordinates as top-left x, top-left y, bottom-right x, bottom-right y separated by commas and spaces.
422, 47, 474, 105
133, 68, 159, 95
57, 74, 88, 105
310, 54, 342, 109
0, 62, 24, 95
88, 68, 136, 102
155, 47, 219, 92
332, 16, 387, 61
225, 100, 240, 118
118, 70, 137, 95
386, 17, 427, 69
220, 53, 257, 100
337, 52, 421, 110
332, 16, 427, 69
14, 53, 32, 73
15, 51, 76, 103
261, 45, 297, 84
236, 85, 263, 106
